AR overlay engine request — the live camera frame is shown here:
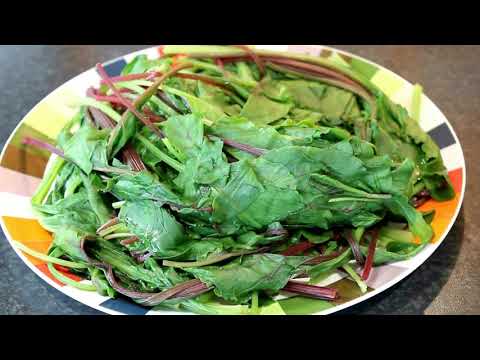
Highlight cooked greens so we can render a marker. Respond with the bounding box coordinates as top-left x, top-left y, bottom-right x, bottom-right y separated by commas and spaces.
23, 45, 454, 315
